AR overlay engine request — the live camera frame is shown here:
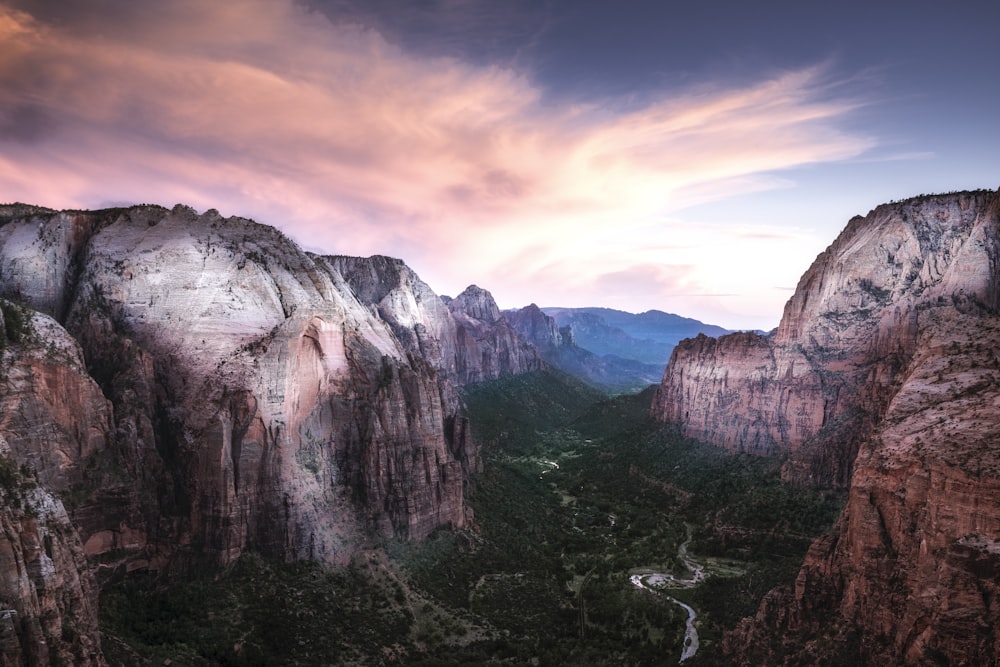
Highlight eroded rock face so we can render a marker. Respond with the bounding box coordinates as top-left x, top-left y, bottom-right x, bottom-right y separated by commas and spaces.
728, 310, 1000, 665
444, 285, 543, 384
0, 204, 532, 577
654, 189, 999, 487
0, 312, 113, 493
653, 331, 833, 456
651, 189, 1000, 664
0, 476, 104, 667
0, 310, 117, 666
0, 203, 538, 664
